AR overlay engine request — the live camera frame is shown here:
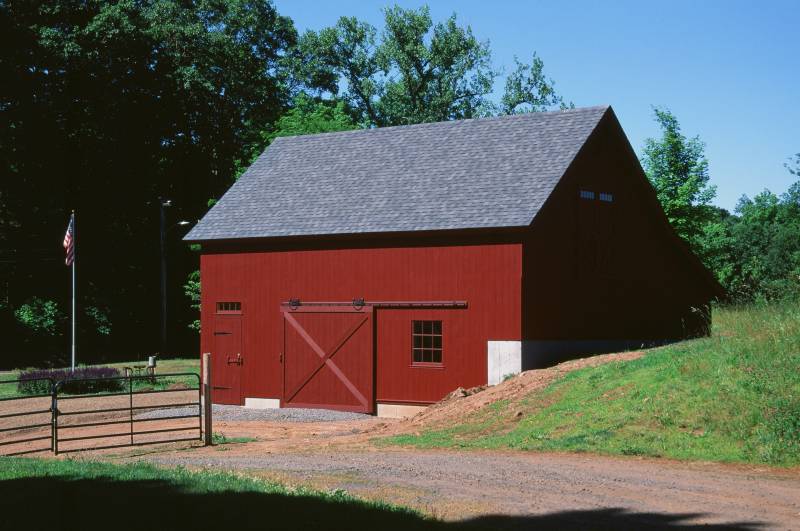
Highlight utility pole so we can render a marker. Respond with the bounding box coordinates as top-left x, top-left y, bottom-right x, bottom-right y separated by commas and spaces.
158, 198, 189, 356
159, 198, 170, 355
